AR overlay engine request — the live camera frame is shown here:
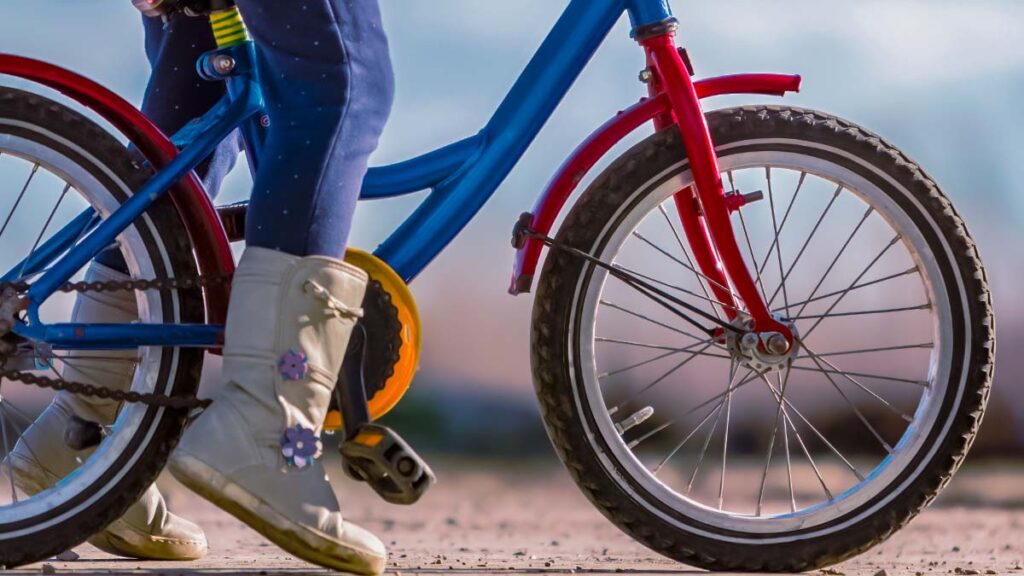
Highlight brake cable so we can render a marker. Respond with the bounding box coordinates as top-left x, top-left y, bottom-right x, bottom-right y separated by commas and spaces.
520, 228, 744, 336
